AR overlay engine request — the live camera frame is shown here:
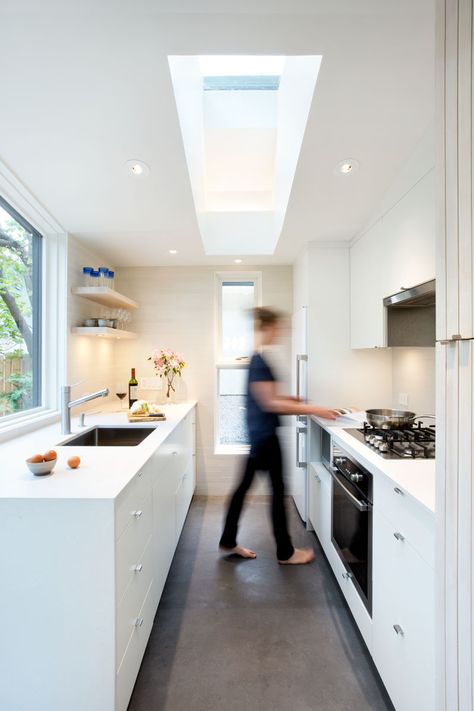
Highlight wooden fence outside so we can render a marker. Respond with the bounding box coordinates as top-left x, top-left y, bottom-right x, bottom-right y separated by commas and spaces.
0, 355, 31, 414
